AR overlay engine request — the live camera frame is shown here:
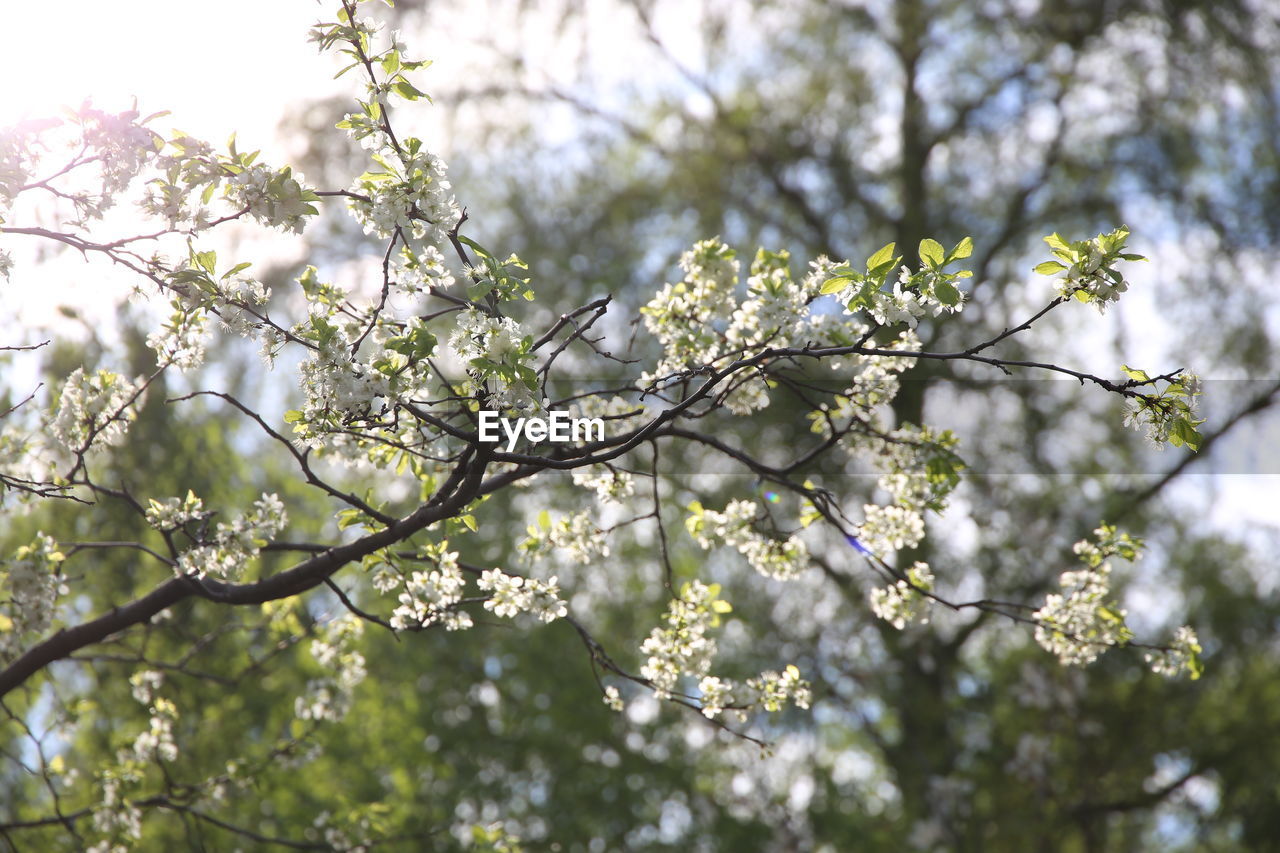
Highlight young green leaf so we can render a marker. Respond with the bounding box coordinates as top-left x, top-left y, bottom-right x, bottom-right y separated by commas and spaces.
948, 236, 973, 262
820, 275, 854, 295
918, 238, 945, 268
866, 242, 896, 271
